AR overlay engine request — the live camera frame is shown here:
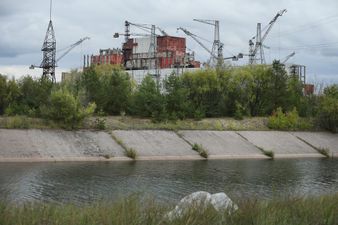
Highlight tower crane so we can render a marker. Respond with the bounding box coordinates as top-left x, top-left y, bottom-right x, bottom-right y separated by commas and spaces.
193, 19, 223, 67
281, 51, 295, 64
30, 37, 90, 72
177, 27, 218, 66
249, 9, 287, 64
